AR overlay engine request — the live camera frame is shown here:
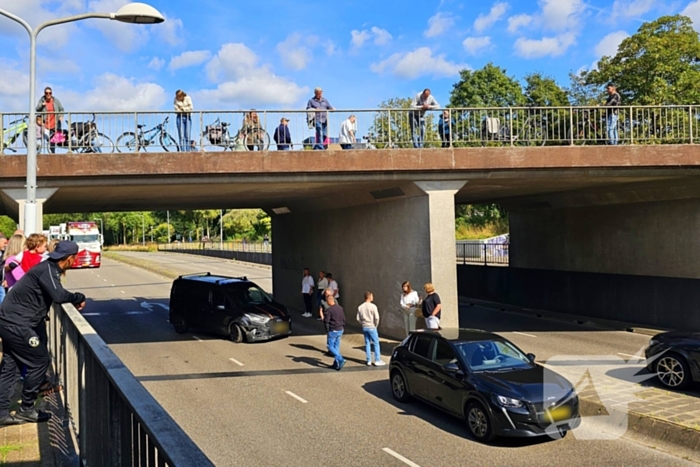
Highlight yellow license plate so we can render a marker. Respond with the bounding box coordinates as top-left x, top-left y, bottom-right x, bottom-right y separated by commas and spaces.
273, 322, 289, 334
546, 406, 571, 422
